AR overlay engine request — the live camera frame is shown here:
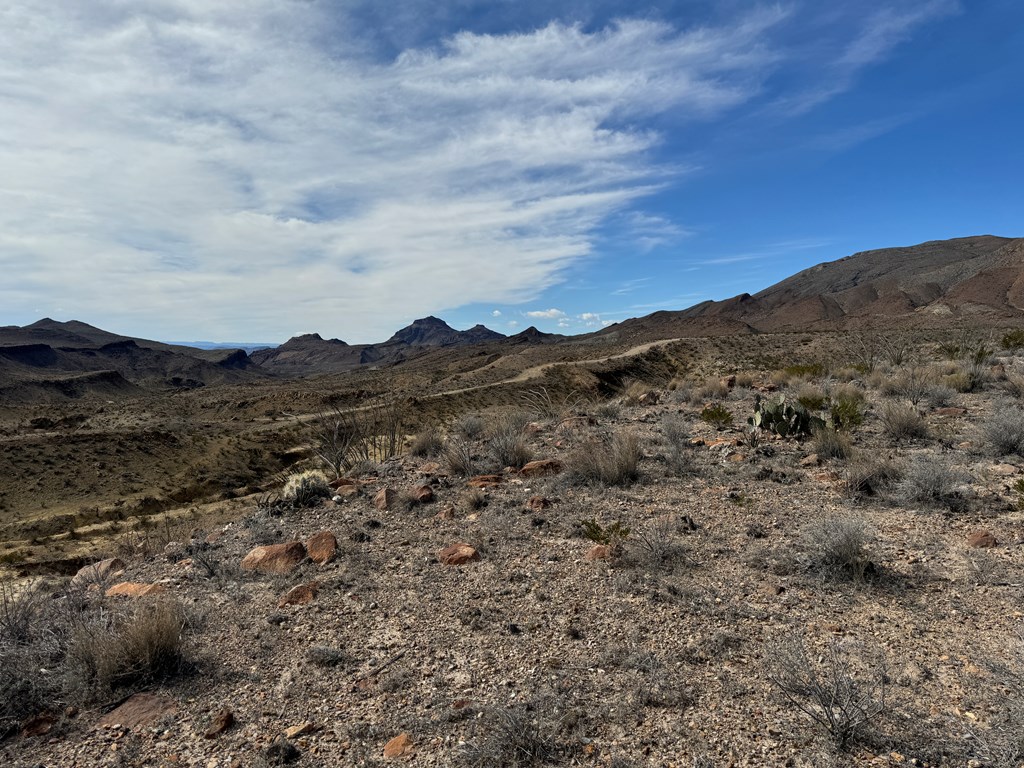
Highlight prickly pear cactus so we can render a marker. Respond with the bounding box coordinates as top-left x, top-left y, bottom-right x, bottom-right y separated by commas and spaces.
748, 394, 824, 438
